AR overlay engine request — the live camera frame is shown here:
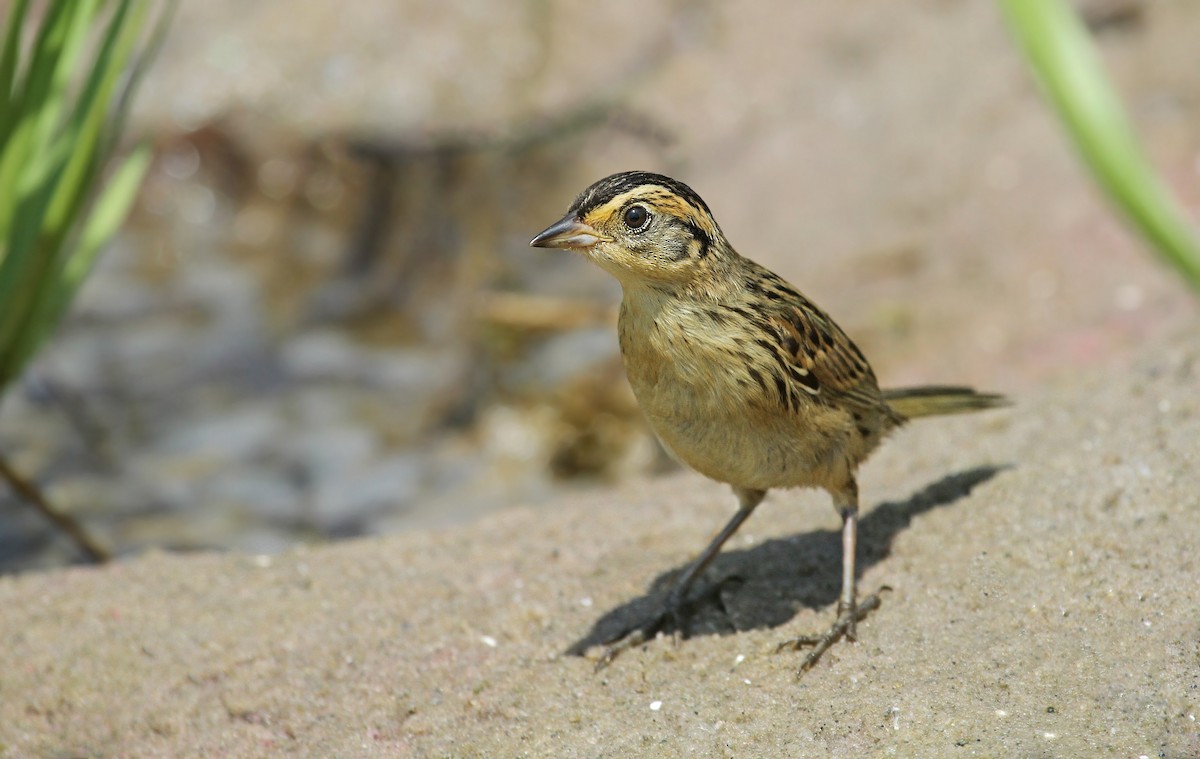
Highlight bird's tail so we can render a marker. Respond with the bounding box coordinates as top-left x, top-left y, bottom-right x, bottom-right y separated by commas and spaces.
882, 386, 1009, 420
